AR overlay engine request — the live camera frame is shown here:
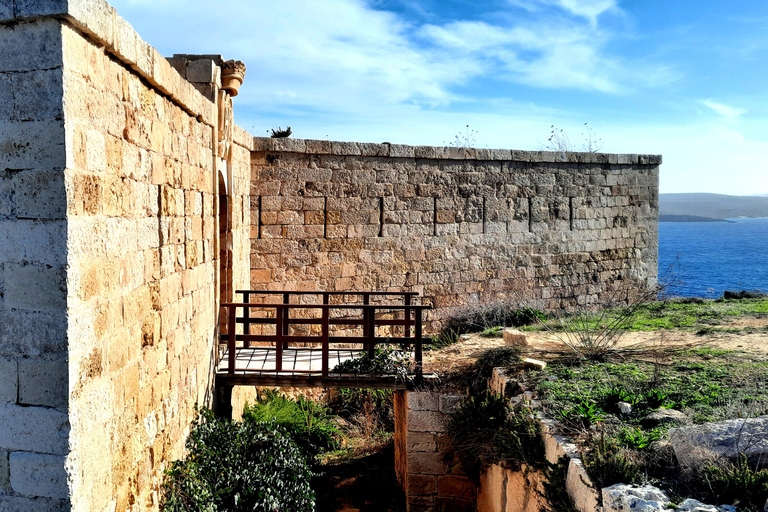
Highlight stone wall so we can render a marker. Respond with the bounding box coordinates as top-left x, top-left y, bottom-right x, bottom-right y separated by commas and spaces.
394, 391, 477, 512
0, 14, 70, 512
250, 138, 660, 327
1, 2, 251, 510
